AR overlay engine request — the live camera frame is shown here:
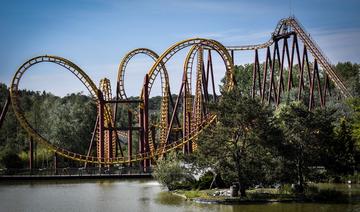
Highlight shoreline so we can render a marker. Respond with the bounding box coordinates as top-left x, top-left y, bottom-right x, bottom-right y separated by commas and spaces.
172, 189, 359, 205
0, 173, 152, 181
172, 191, 298, 204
